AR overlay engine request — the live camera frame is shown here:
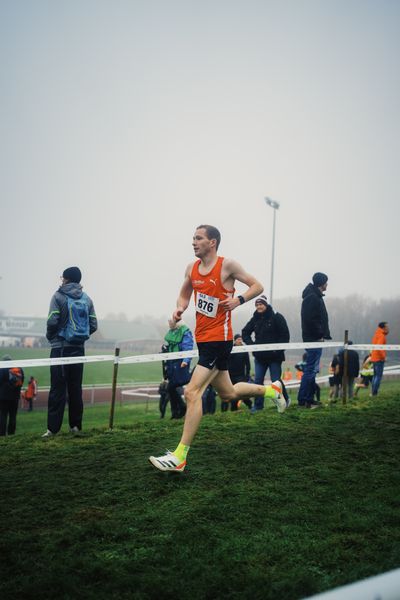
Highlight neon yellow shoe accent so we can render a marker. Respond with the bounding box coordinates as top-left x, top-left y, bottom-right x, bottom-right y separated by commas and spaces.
264, 385, 277, 400
173, 442, 190, 462
264, 381, 287, 413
